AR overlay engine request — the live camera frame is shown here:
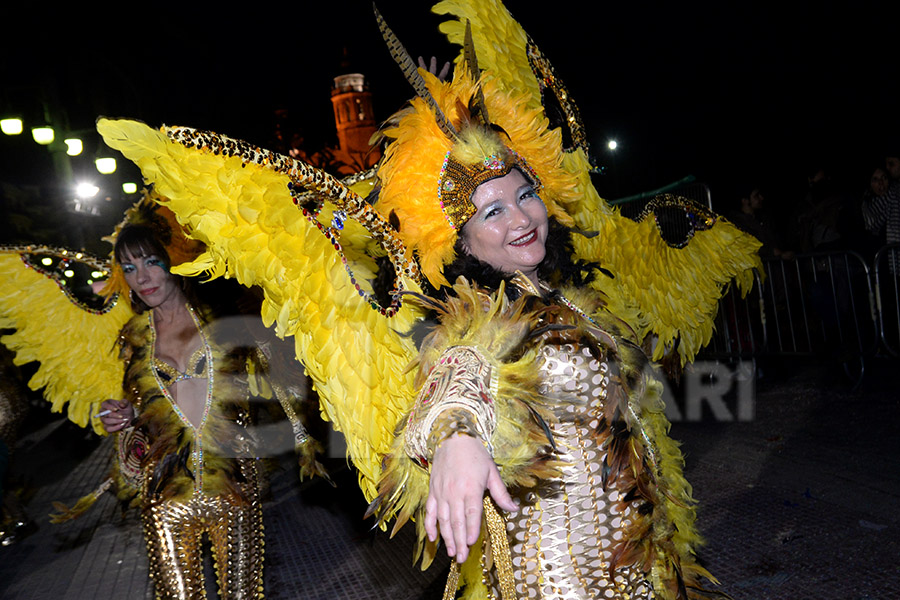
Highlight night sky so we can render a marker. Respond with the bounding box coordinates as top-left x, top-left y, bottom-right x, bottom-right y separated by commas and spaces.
1, 0, 892, 226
